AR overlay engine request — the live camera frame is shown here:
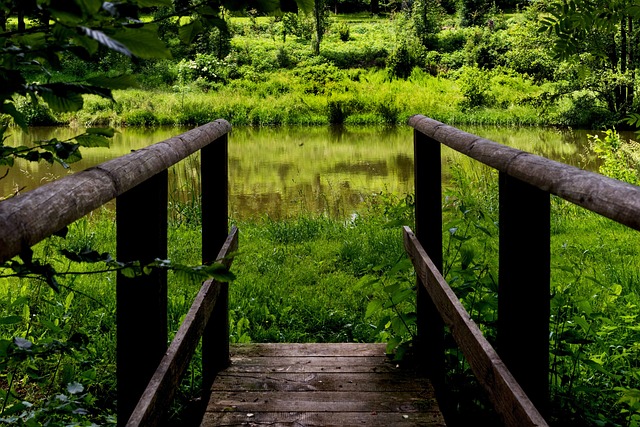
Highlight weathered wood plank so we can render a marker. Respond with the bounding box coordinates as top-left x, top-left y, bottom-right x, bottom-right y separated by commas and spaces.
223, 356, 398, 373
201, 411, 446, 426
0, 119, 232, 263
403, 226, 547, 427
202, 343, 446, 426
126, 228, 238, 427
212, 372, 428, 392
408, 114, 640, 232
205, 390, 438, 412
230, 342, 387, 357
